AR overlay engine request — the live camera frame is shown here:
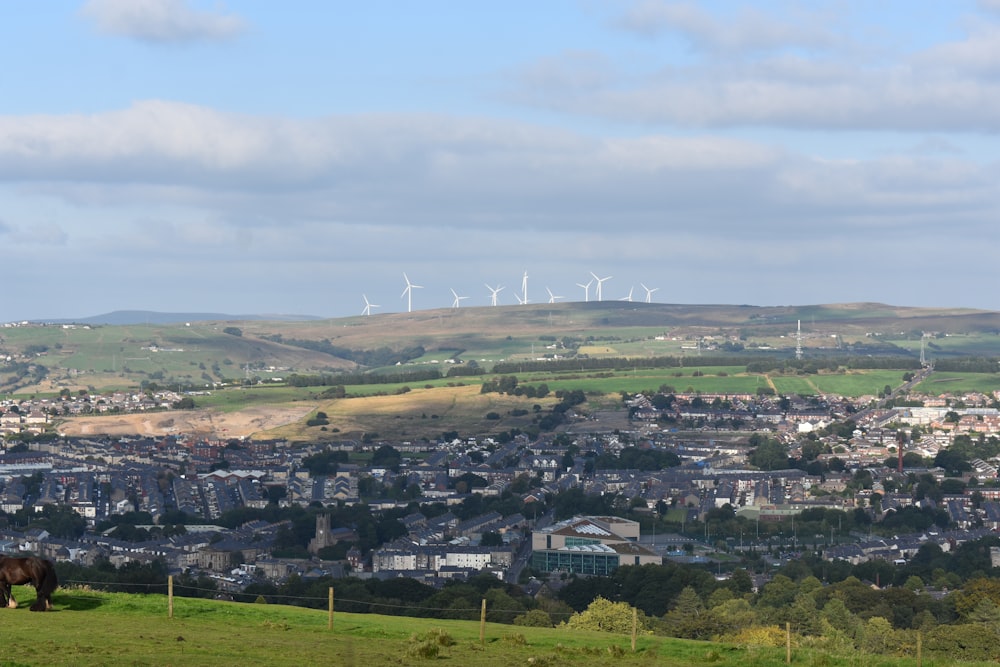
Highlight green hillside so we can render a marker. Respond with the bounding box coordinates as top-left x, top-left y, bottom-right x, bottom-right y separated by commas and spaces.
0, 586, 978, 666
5, 301, 1000, 398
